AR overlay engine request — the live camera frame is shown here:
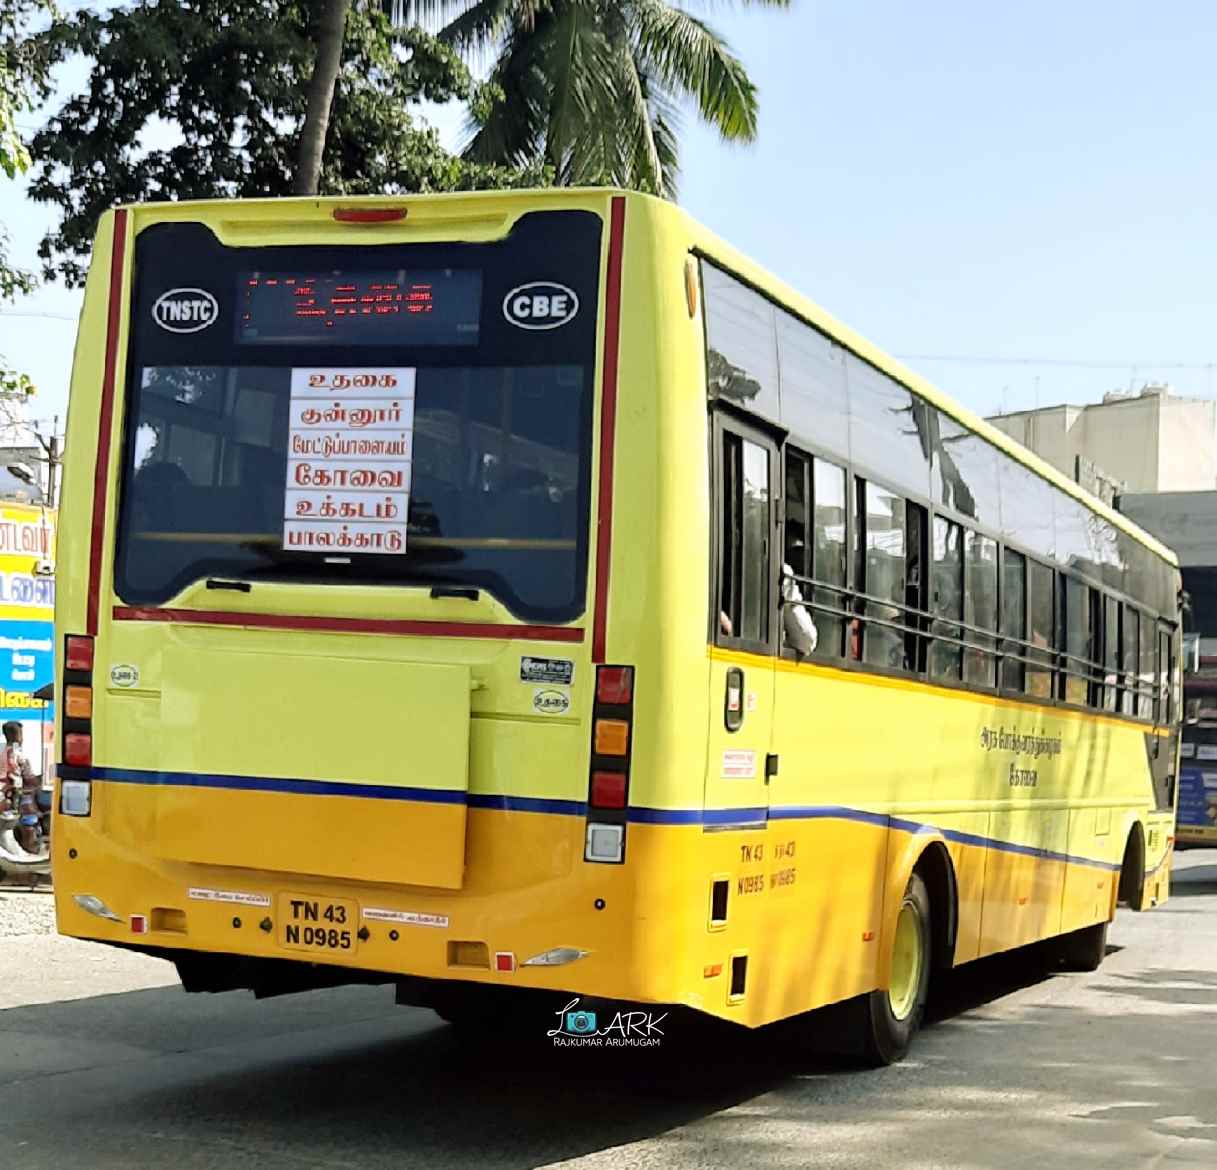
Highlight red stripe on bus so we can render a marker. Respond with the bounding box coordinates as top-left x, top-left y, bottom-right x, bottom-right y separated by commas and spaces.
592, 196, 626, 663
112, 606, 585, 643
87, 209, 130, 636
